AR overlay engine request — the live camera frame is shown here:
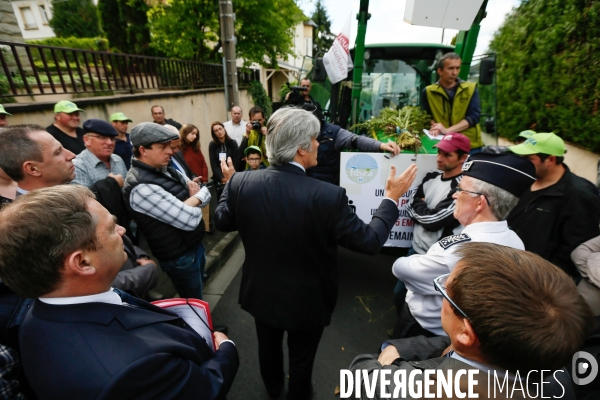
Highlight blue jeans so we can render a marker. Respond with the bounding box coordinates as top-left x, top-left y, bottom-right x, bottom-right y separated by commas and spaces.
160, 244, 206, 300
